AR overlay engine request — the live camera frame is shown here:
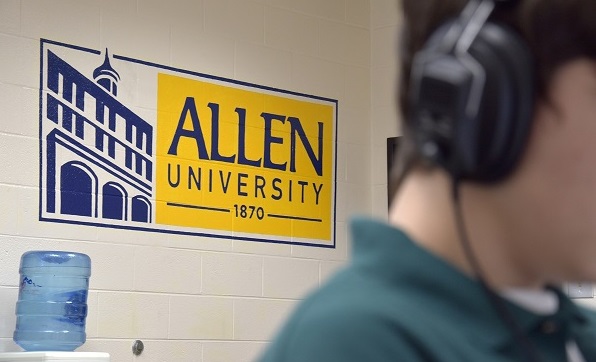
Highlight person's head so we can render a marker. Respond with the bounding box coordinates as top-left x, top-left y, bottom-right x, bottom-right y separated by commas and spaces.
393, 0, 596, 283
